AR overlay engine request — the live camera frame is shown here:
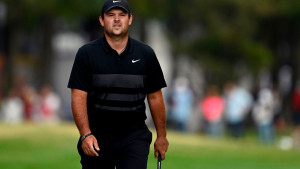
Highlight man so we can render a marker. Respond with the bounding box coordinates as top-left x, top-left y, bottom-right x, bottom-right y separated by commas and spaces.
68, 0, 169, 168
